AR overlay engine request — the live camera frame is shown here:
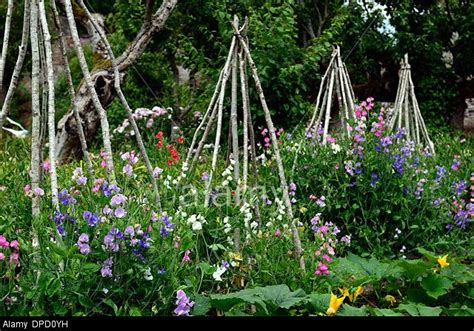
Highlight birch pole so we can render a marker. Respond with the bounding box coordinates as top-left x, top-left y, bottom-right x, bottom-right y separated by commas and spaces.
0, 0, 30, 132
230, 18, 240, 184
38, 0, 59, 209
63, 0, 116, 184
204, 37, 236, 207
30, 0, 41, 217
77, 0, 162, 210
232, 23, 305, 271
0, 0, 14, 93
239, 49, 249, 193
51, 0, 94, 178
